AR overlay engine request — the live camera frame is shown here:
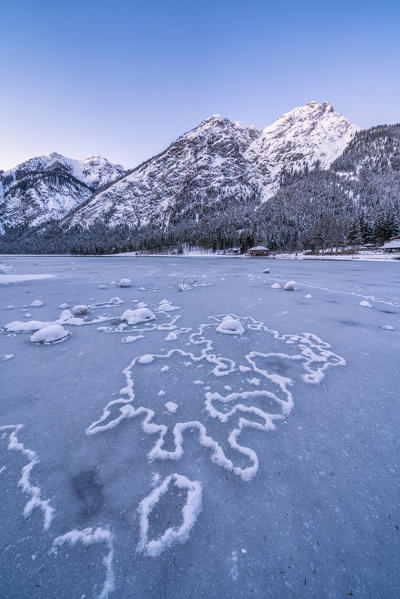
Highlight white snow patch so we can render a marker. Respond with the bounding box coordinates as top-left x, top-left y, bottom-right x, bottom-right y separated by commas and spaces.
216, 317, 245, 335
4, 320, 51, 333
30, 299, 44, 307
359, 300, 372, 308
30, 324, 69, 344
138, 354, 154, 364
137, 474, 202, 557
122, 335, 144, 343
120, 308, 155, 325
165, 401, 178, 413
271, 283, 281, 289
119, 278, 131, 288
283, 281, 296, 291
